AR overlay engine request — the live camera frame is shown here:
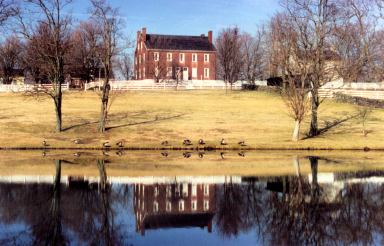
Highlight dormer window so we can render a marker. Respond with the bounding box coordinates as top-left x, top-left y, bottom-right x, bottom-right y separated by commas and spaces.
179, 53, 185, 63
154, 52, 159, 61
